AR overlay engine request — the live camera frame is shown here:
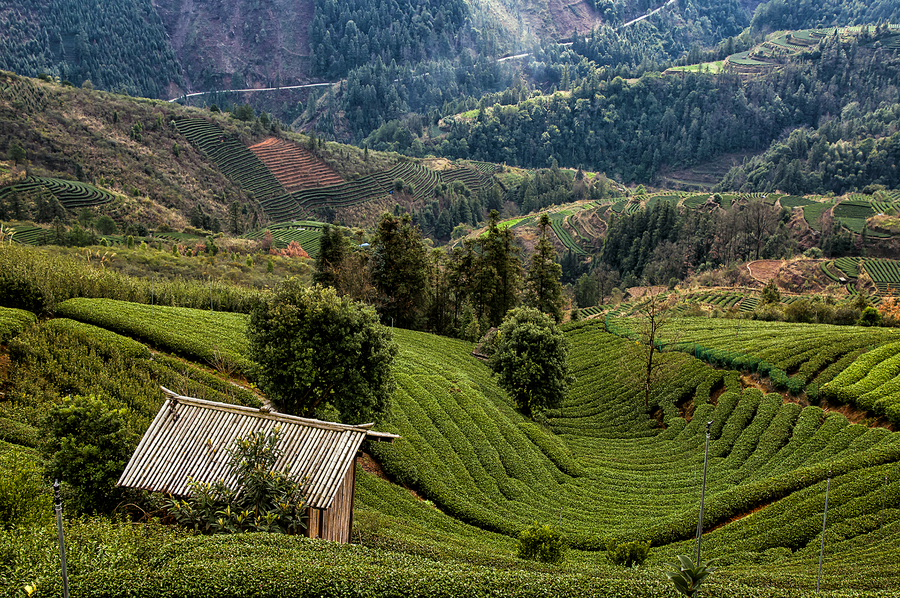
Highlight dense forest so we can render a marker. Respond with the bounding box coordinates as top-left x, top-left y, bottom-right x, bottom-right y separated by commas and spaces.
718, 103, 900, 195
750, 0, 900, 32
0, 0, 182, 98
430, 33, 900, 184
